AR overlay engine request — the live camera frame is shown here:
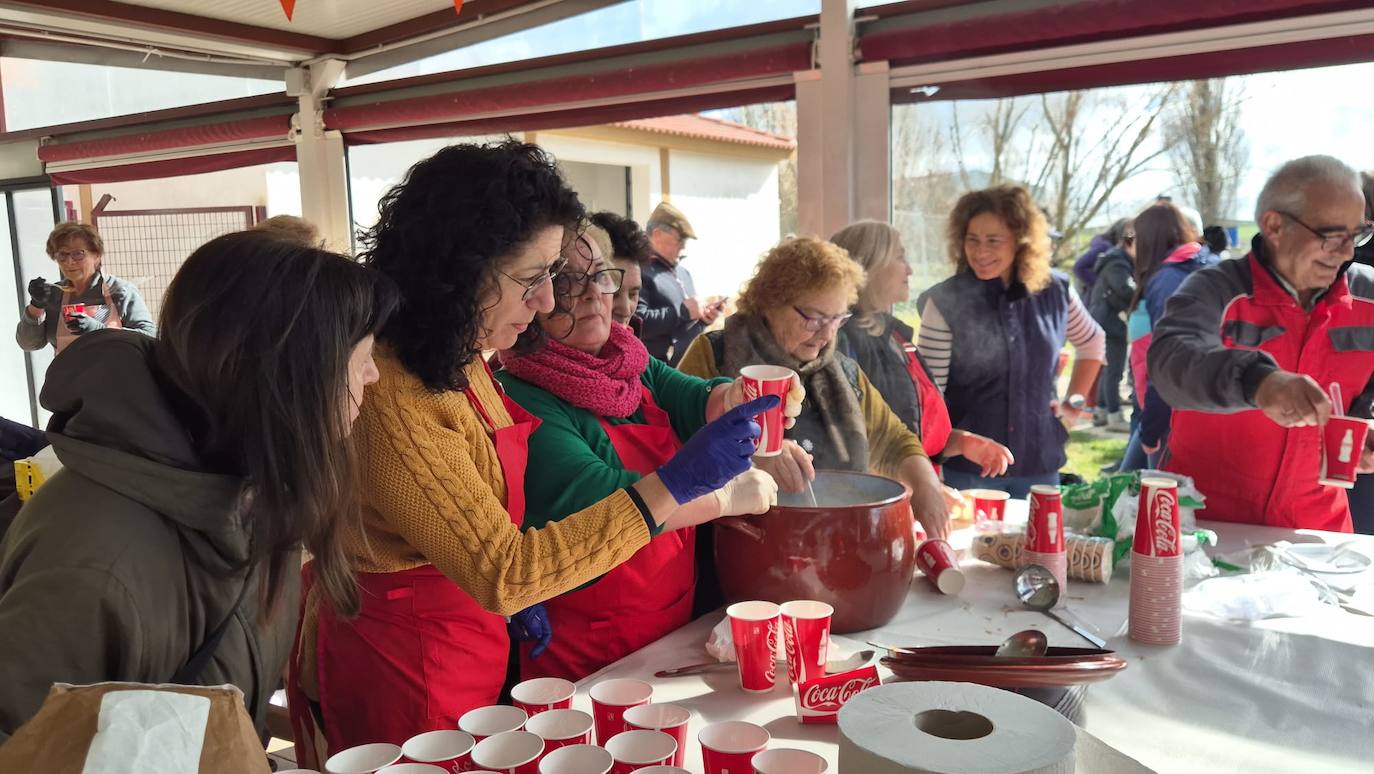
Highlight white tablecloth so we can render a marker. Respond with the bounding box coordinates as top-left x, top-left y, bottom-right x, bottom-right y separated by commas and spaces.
569, 512, 1374, 773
